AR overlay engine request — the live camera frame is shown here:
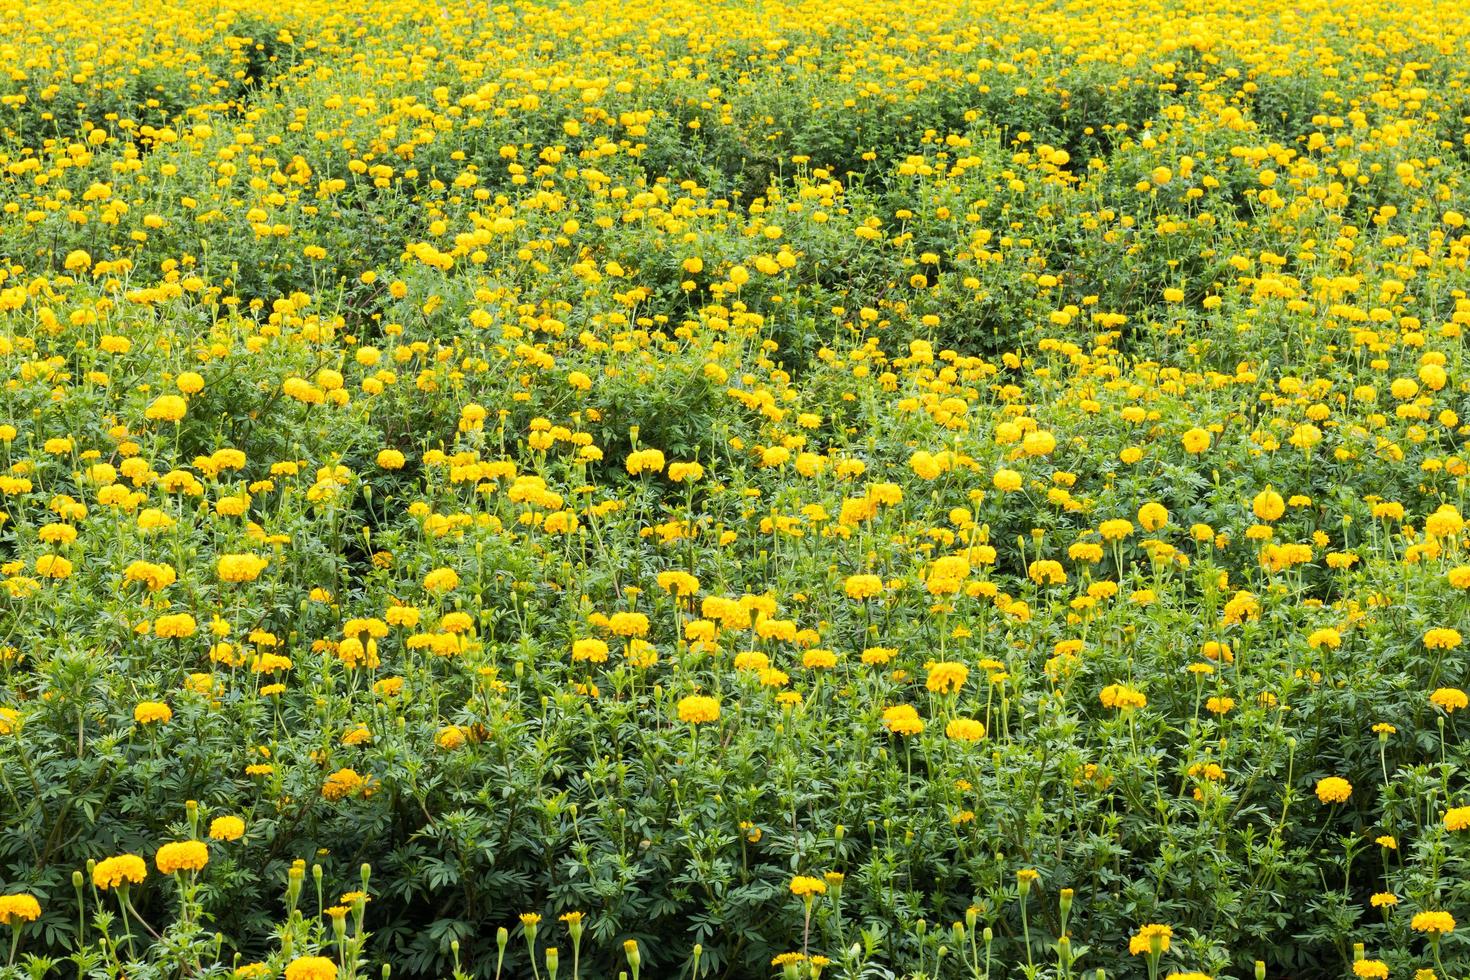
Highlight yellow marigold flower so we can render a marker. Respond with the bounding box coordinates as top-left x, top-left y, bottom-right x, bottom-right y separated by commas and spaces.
1129, 923, 1172, 956
0, 893, 40, 925
1138, 502, 1168, 531
1412, 911, 1455, 934
1307, 628, 1341, 650
155, 840, 209, 874
571, 638, 609, 663
909, 450, 946, 480
1181, 428, 1211, 454
925, 661, 969, 694
423, 567, 460, 593
992, 468, 1023, 491
1252, 487, 1285, 522
35, 554, 73, 579
667, 460, 704, 482
1371, 892, 1399, 907
656, 570, 700, 596
1099, 684, 1147, 711
1353, 961, 1388, 980
1445, 807, 1470, 831
209, 816, 245, 841
1431, 688, 1468, 712
322, 768, 366, 801
677, 695, 720, 724
789, 875, 827, 897
1315, 776, 1352, 804
1425, 628, 1463, 650
607, 612, 649, 637
1426, 505, 1464, 539
145, 394, 188, 423
155, 613, 198, 638
217, 553, 269, 583
945, 718, 986, 742
882, 704, 924, 735
376, 449, 406, 470
844, 573, 884, 599
93, 854, 148, 890
134, 701, 172, 725
284, 956, 338, 980
803, 649, 837, 669
625, 448, 666, 475
1028, 559, 1066, 585
1022, 430, 1056, 456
